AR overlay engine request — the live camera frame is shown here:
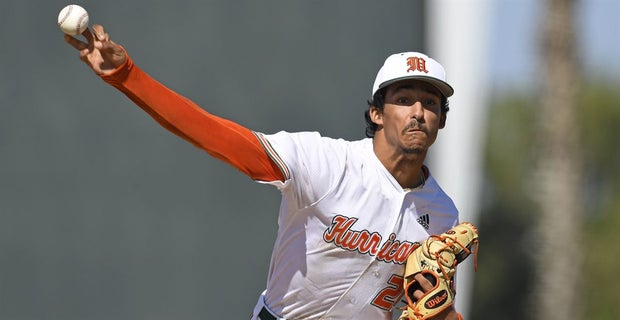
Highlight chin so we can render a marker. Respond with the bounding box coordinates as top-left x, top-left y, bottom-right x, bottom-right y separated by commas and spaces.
401, 146, 425, 155
401, 138, 427, 154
